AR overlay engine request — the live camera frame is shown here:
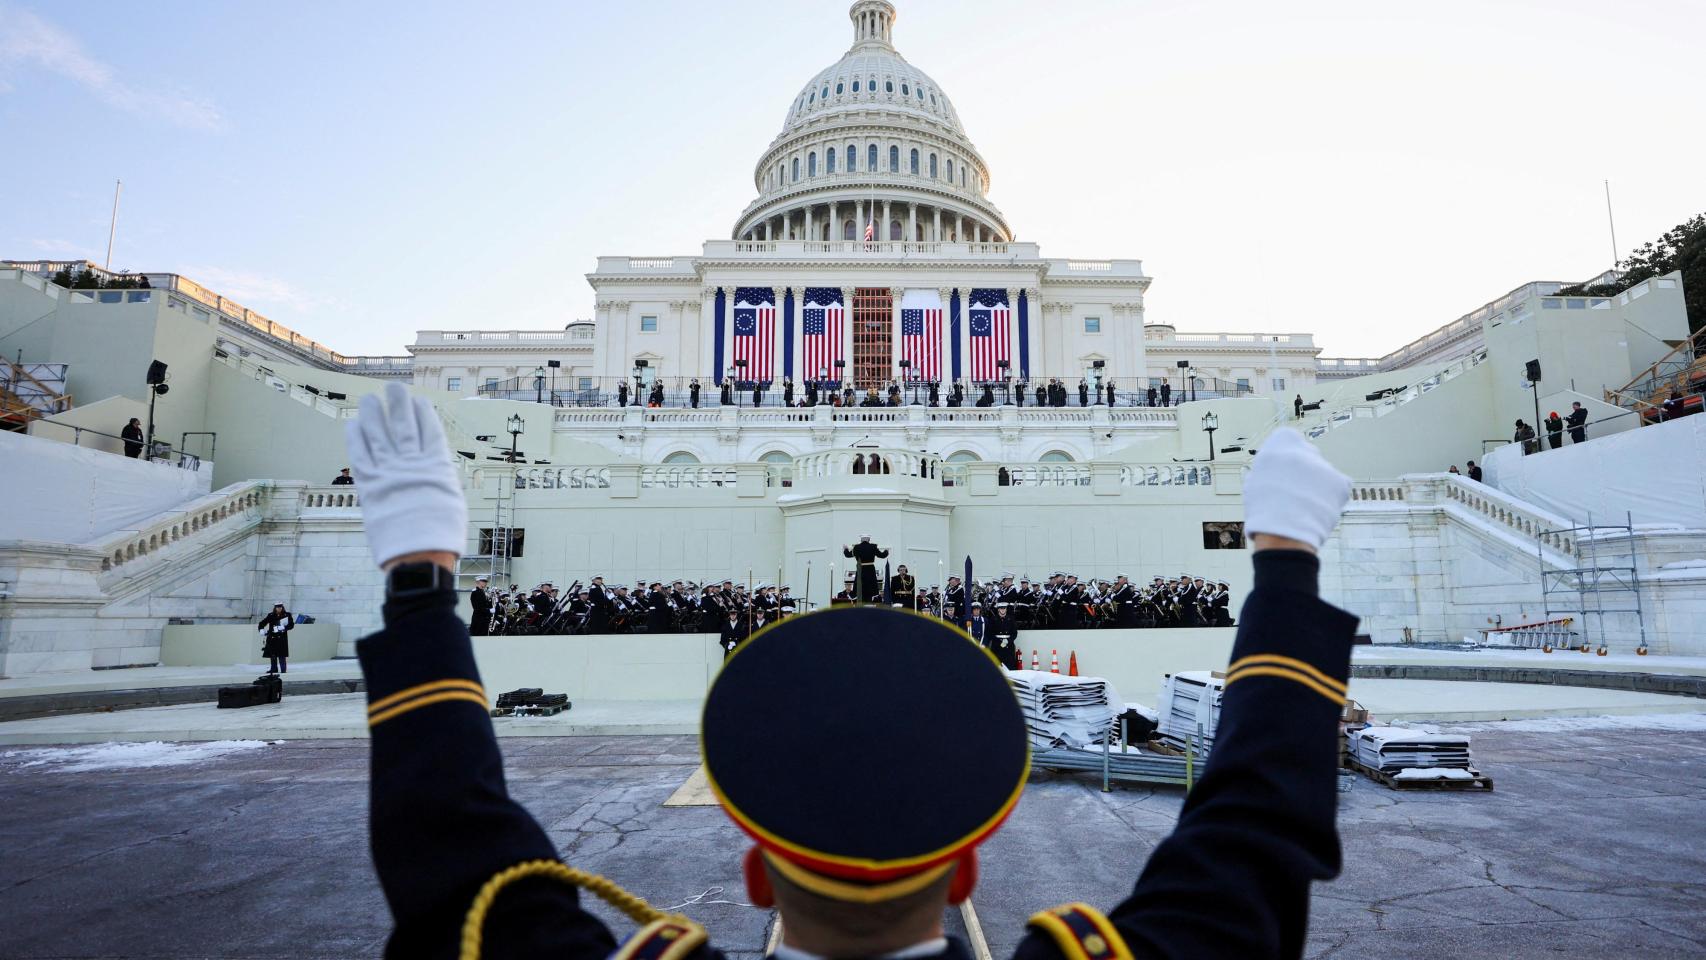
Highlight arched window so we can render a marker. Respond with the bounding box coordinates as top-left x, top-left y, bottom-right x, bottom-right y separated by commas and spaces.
929, 153, 938, 178
835, 81, 844, 95
902, 83, 910, 95
792, 157, 800, 181
826, 148, 836, 173
662, 451, 700, 465
869, 144, 878, 171
852, 80, 861, 92
909, 148, 919, 174
889, 220, 902, 240
962, 169, 967, 188
843, 219, 856, 240
758, 451, 793, 465
807, 152, 817, 177
945, 158, 953, 181
1039, 451, 1074, 462
809, 90, 815, 103
946, 450, 981, 462
885, 80, 894, 93
930, 93, 937, 106
821, 85, 829, 99
916, 87, 924, 99
889, 145, 899, 171
847, 143, 857, 170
